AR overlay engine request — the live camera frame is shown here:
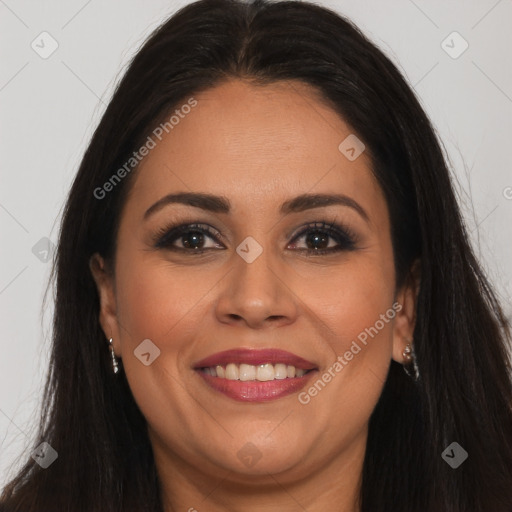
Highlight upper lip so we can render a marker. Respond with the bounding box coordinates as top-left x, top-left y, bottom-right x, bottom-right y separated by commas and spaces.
193, 348, 318, 370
